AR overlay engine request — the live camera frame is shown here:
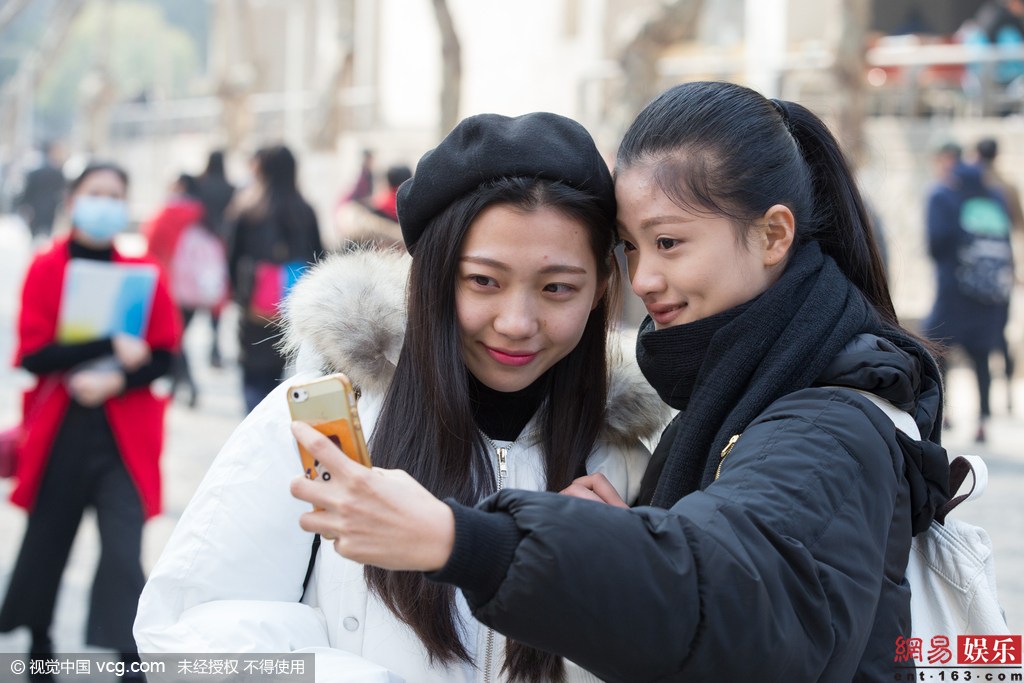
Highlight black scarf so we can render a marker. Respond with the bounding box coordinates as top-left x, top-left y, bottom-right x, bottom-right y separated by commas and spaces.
637, 241, 936, 508
636, 303, 753, 411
